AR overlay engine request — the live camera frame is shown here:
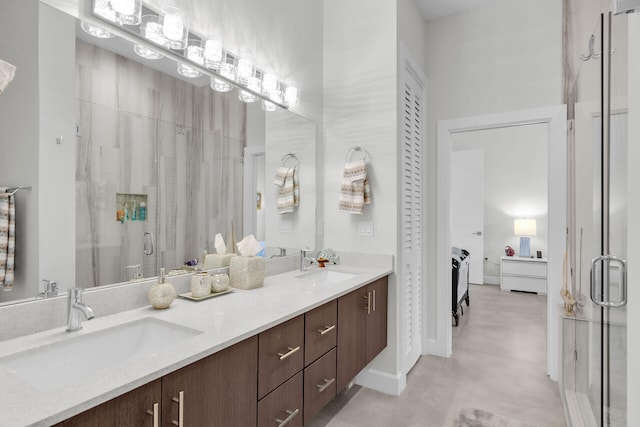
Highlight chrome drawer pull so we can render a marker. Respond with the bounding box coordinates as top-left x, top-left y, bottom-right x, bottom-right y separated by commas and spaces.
171, 391, 184, 427
275, 408, 300, 426
316, 377, 335, 393
363, 293, 371, 314
372, 289, 376, 312
146, 402, 159, 427
317, 324, 336, 335
277, 346, 301, 360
